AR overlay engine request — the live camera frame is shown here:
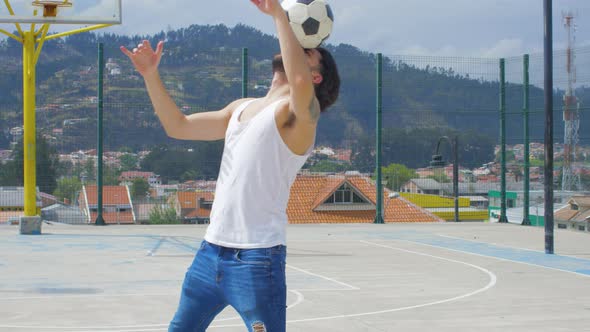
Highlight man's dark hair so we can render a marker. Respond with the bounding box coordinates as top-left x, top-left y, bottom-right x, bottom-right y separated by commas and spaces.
315, 47, 340, 112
